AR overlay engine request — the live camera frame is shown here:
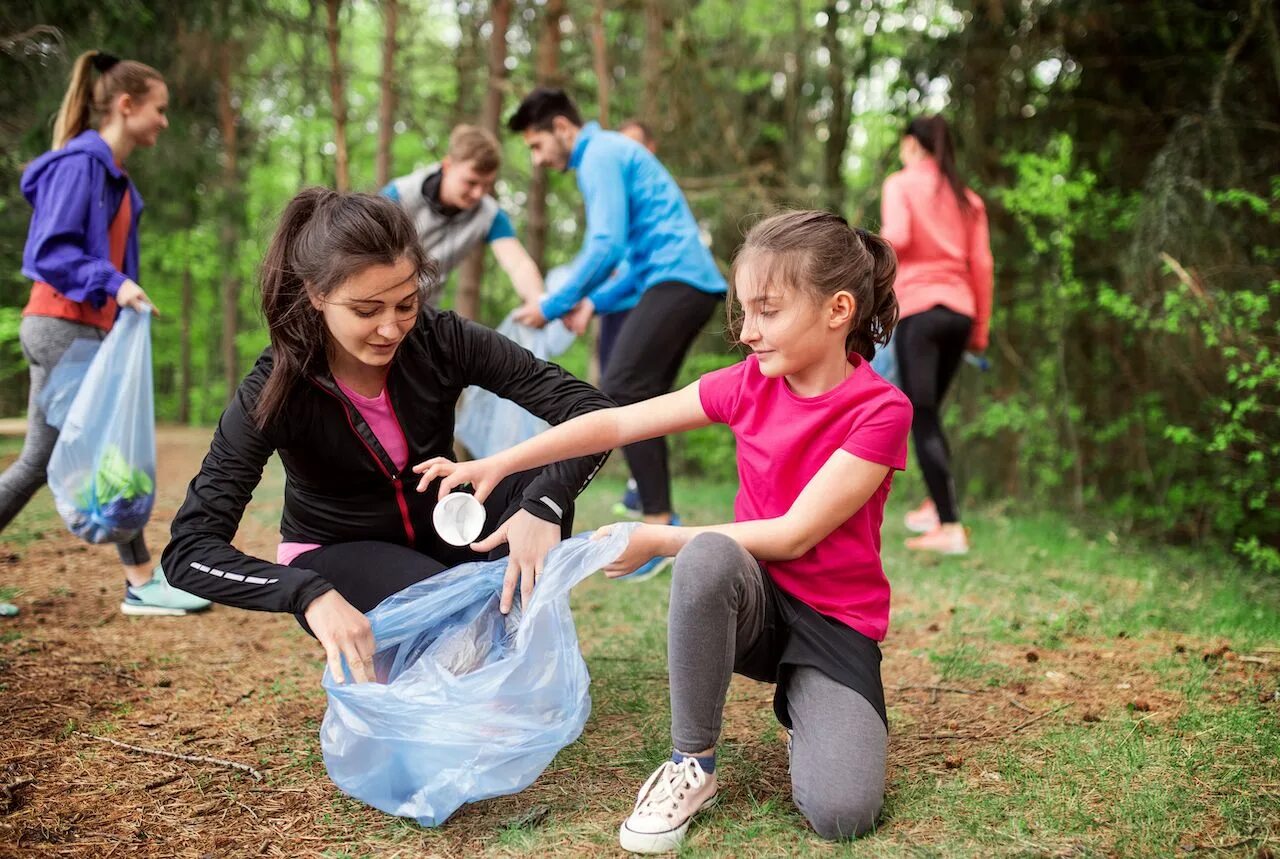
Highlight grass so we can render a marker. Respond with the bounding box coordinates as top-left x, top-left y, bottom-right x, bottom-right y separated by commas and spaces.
2, 436, 1277, 856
